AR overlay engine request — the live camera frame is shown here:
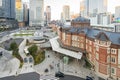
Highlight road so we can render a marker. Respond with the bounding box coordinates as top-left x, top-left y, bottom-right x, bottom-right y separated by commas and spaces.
0, 72, 85, 80
60, 75, 85, 80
